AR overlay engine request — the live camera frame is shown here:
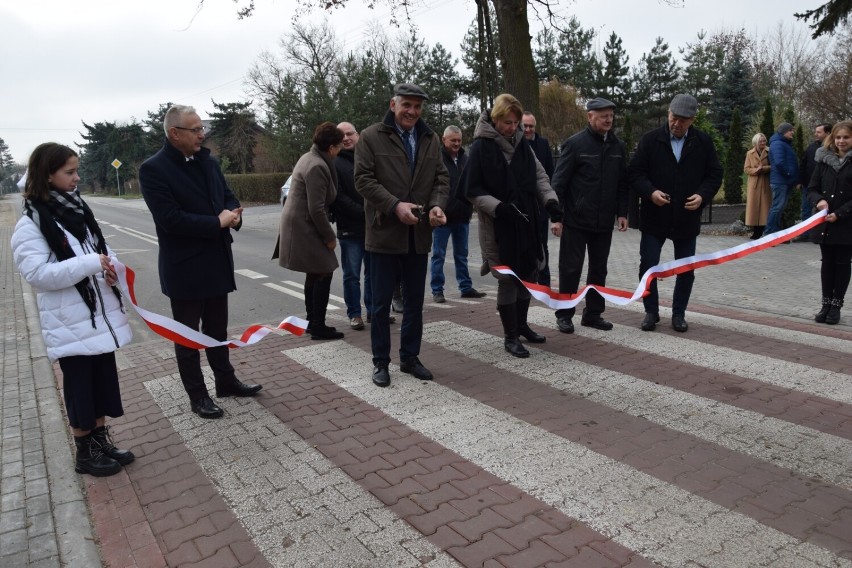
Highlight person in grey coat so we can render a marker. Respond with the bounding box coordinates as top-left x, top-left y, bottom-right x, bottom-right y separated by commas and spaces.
278, 122, 345, 340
